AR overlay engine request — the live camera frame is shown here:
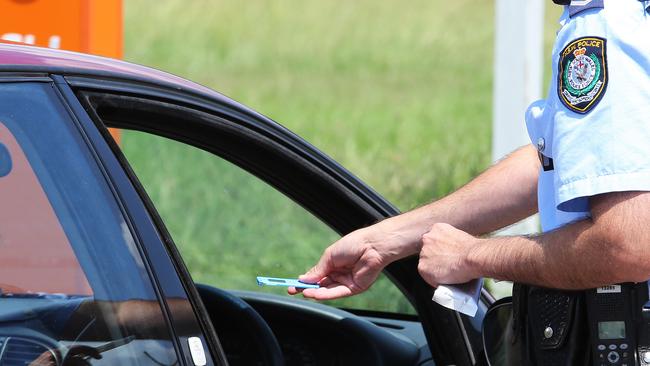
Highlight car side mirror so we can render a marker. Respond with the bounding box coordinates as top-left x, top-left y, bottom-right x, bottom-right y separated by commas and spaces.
482, 300, 524, 366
